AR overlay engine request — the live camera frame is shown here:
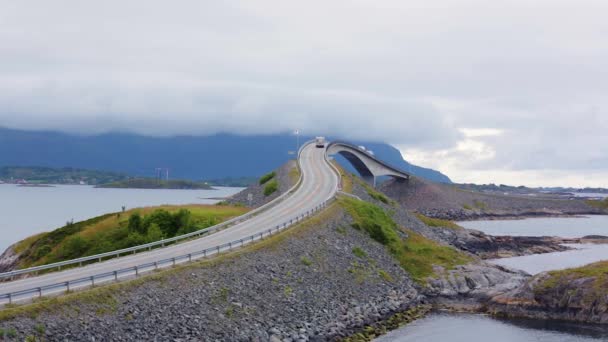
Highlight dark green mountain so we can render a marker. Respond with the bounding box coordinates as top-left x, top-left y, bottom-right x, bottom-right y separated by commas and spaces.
0, 128, 451, 183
